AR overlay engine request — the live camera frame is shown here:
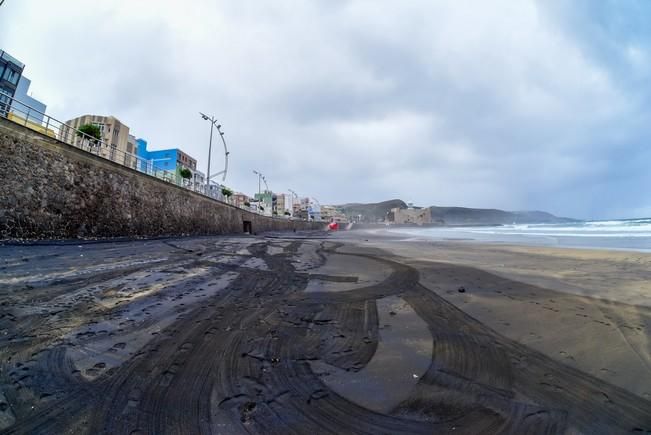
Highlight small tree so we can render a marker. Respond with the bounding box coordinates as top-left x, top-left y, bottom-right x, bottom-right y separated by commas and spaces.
179, 168, 192, 179
77, 123, 101, 145
221, 187, 233, 198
